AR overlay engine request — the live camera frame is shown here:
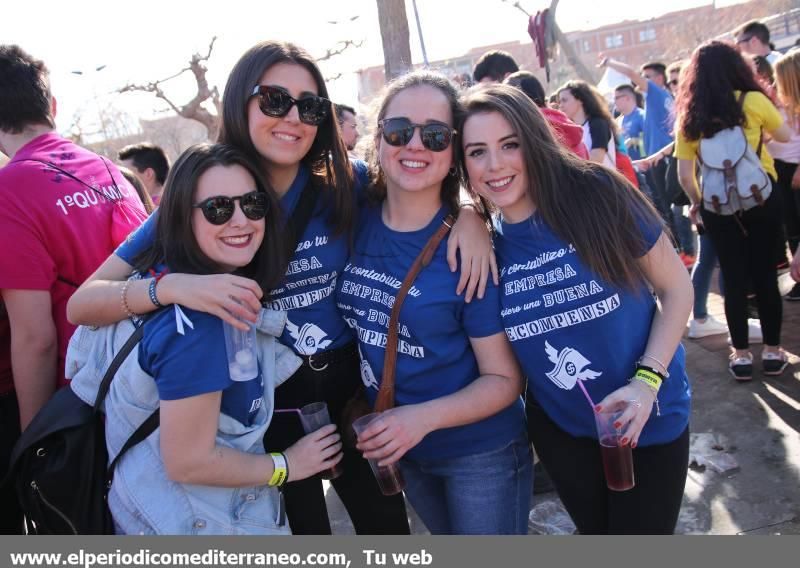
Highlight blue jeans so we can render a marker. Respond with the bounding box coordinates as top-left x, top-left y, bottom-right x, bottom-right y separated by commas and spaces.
691, 232, 723, 319
399, 434, 532, 535
672, 205, 695, 256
